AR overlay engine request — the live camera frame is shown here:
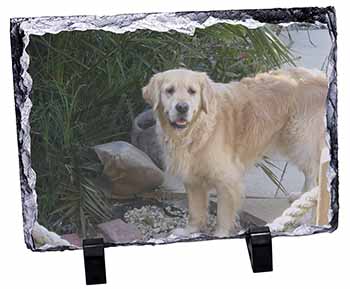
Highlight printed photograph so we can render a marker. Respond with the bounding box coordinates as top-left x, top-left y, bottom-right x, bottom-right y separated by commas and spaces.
26, 20, 332, 248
